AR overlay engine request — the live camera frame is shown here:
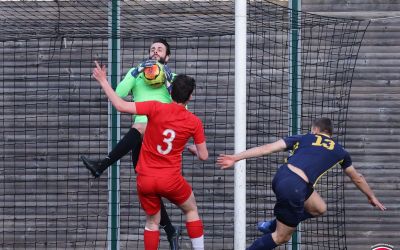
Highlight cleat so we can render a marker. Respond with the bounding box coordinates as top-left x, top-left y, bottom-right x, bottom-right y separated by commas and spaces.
257, 220, 276, 234
167, 226, 180, 250
81, 155, 103, 178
